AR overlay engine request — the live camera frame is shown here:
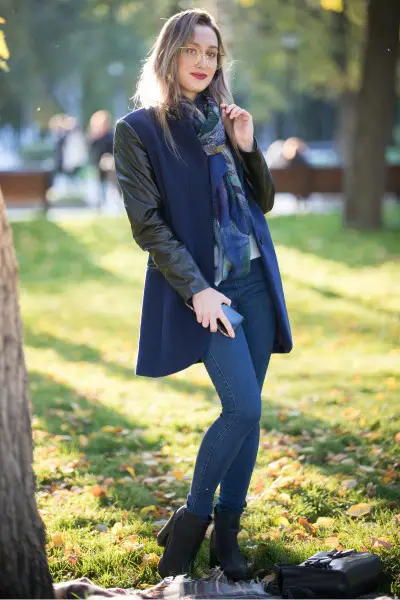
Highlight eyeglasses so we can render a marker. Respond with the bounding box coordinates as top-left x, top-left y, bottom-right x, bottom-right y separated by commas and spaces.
178, 46, 224, 69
